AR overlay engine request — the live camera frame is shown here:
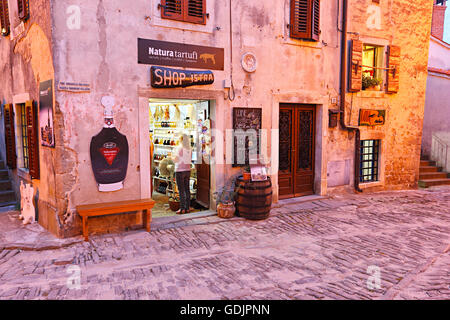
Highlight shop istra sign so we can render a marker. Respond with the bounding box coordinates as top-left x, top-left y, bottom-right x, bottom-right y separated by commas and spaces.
359, 109, 386, 126
150, 66, 214, 88
138, 38, 224, 70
